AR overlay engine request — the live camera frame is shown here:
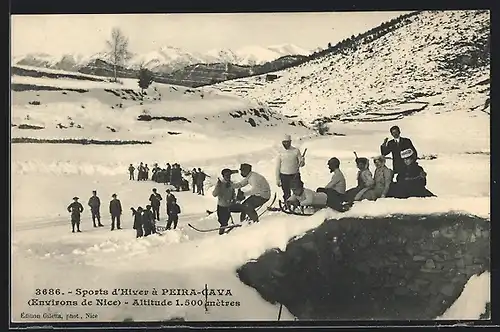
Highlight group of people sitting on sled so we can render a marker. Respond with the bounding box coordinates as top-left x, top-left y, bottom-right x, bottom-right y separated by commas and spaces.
211, 126, 435, 233
283, 125, 435, 213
